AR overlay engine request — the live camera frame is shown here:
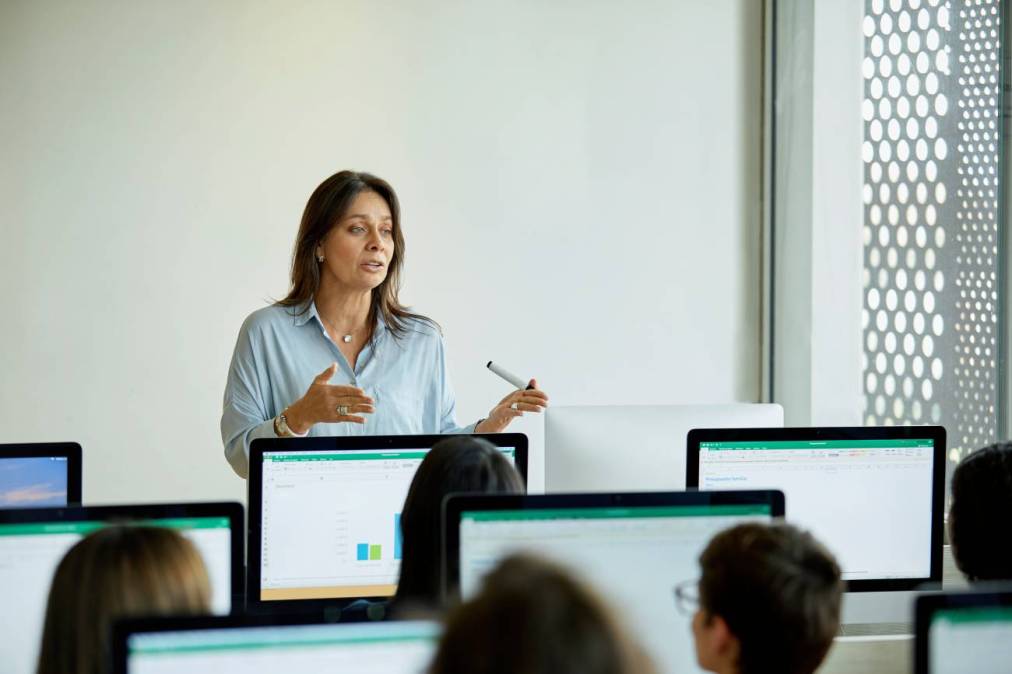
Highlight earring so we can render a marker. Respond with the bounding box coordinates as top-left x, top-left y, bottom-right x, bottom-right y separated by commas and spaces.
317, 253, 325, 262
